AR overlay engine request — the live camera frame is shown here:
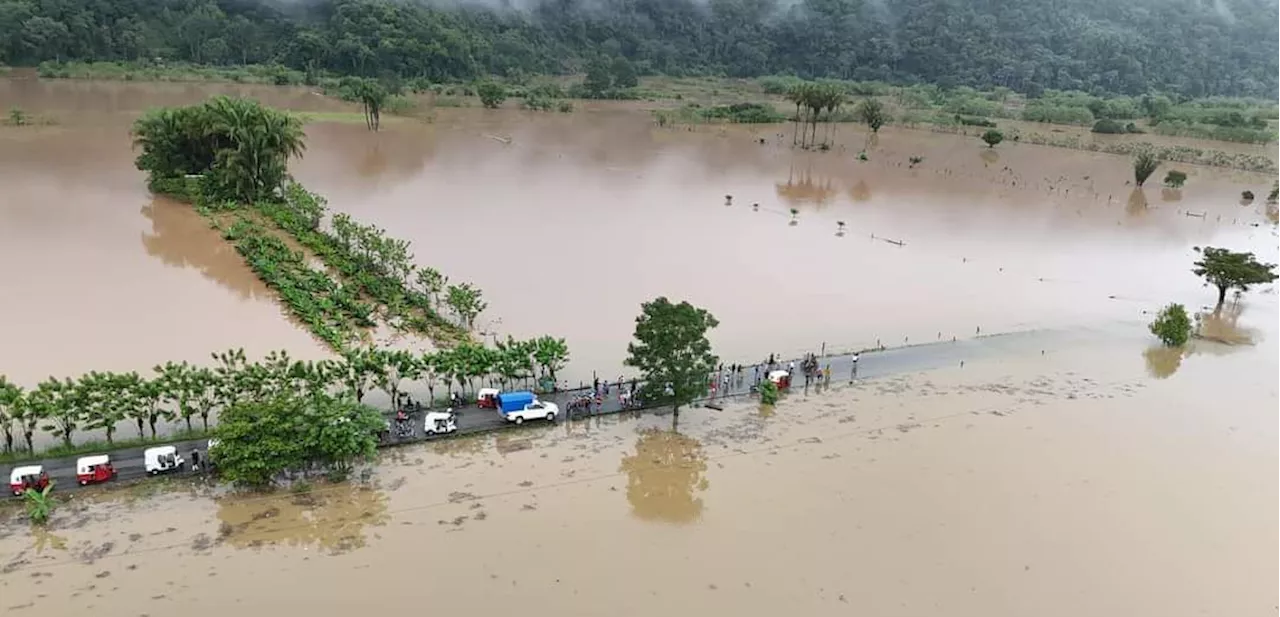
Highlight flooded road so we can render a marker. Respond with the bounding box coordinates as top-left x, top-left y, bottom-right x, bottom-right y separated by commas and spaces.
1, 314, 1273, 616
0, 77, 1274, 391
